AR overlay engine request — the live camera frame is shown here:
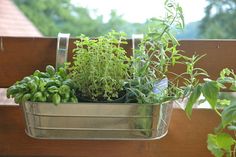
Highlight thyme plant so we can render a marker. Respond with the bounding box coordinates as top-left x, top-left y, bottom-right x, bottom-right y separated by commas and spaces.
70, 31, 130, 101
